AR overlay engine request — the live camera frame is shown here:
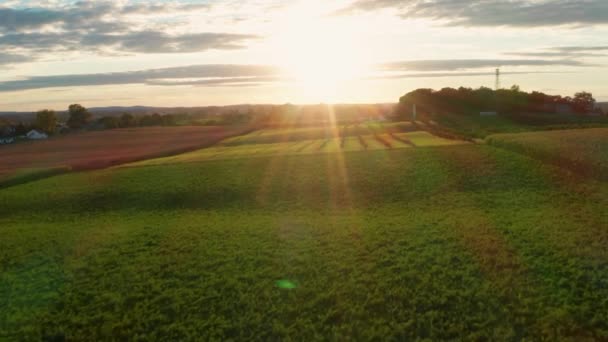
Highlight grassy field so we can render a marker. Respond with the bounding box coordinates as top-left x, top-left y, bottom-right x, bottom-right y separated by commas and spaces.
433, 112, 608, 139
487, 128, 608, 181
0, 126, 249, 188
220, 122, 418, 146
2, 125, 608, 339
127, 129, 465, 167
